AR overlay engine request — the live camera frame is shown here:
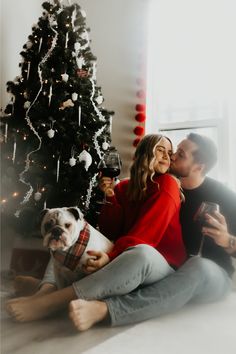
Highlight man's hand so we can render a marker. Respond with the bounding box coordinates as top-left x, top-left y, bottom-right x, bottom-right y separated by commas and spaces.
202, 211, 231, 248
82, 251, 110, 274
